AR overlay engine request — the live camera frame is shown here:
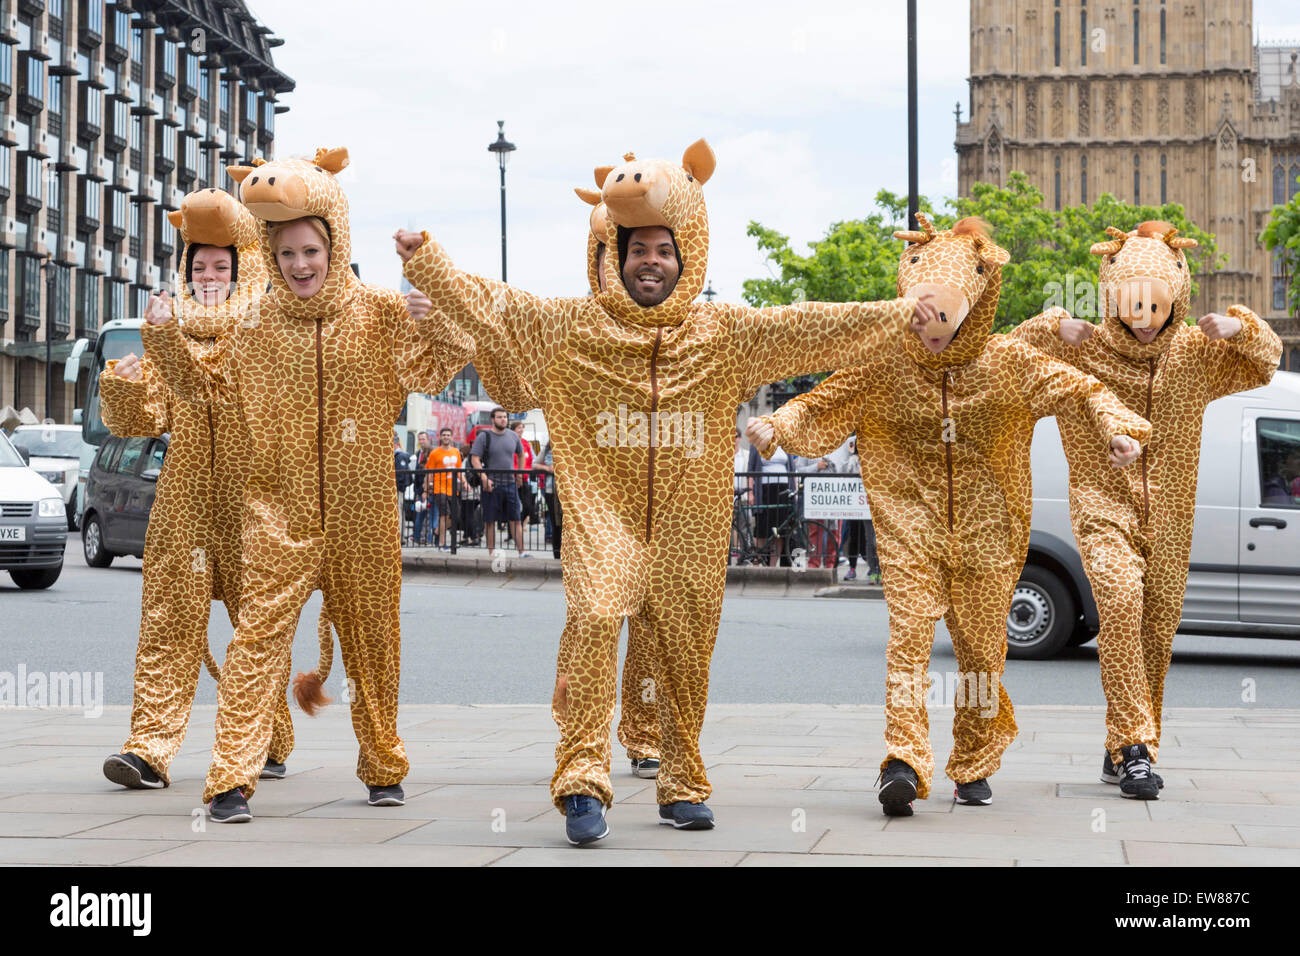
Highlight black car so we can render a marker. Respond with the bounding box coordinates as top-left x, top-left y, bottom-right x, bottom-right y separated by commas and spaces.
81, 435, 167, 567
